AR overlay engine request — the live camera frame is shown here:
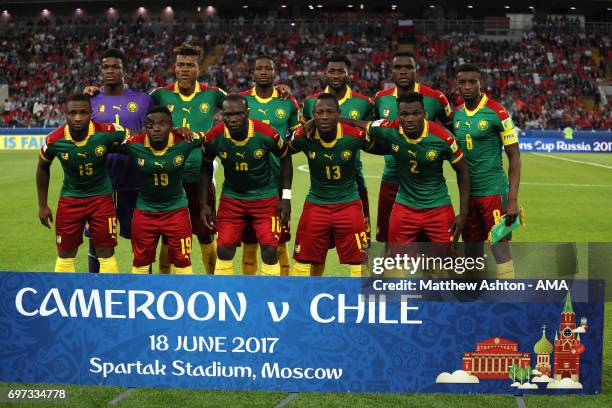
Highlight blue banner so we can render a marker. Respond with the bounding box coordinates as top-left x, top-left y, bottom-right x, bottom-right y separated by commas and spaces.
0, 273, 604, 394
